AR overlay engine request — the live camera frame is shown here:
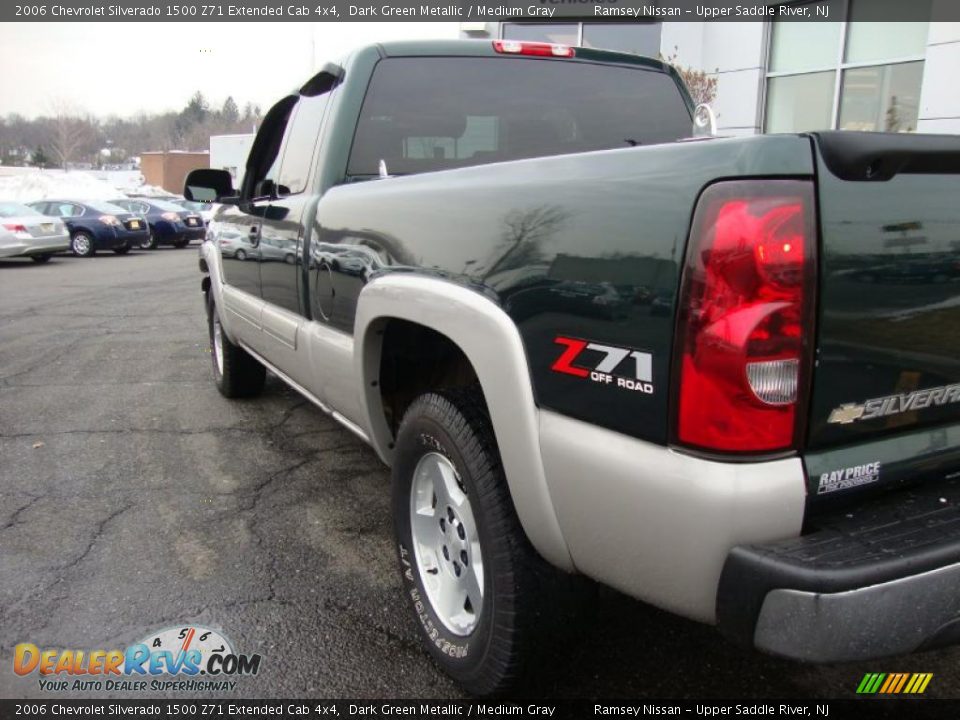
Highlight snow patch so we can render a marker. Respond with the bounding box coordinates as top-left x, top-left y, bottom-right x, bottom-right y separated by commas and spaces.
0, 169, 177, 202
